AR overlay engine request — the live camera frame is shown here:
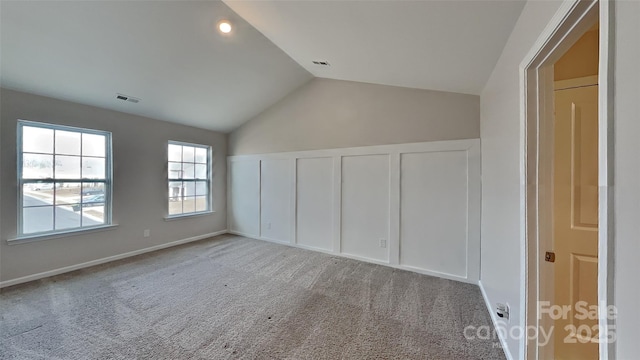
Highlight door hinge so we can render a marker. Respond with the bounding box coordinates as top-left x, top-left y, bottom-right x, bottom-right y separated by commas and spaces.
545, 251, 556, 263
